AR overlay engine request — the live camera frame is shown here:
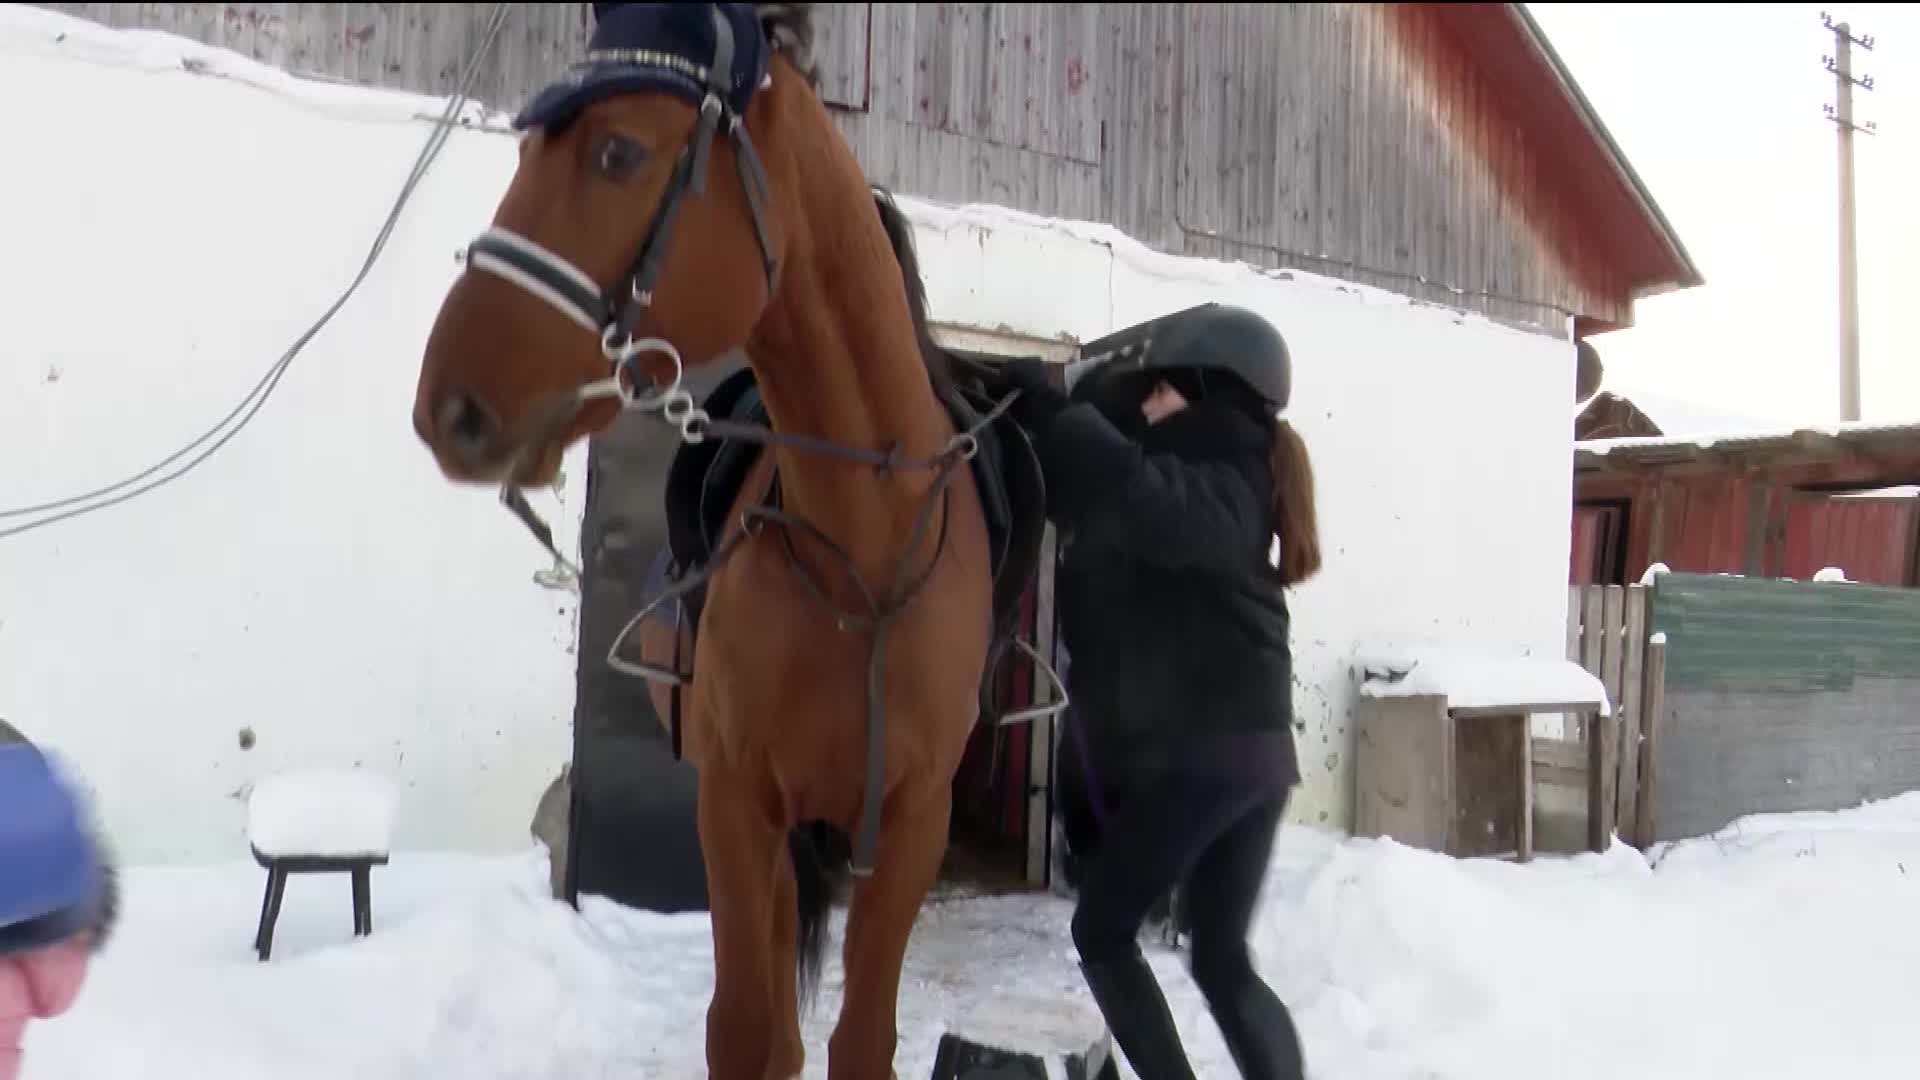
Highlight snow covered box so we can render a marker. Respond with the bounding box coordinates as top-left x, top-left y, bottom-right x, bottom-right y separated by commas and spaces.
1353, 647, 1610, 861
